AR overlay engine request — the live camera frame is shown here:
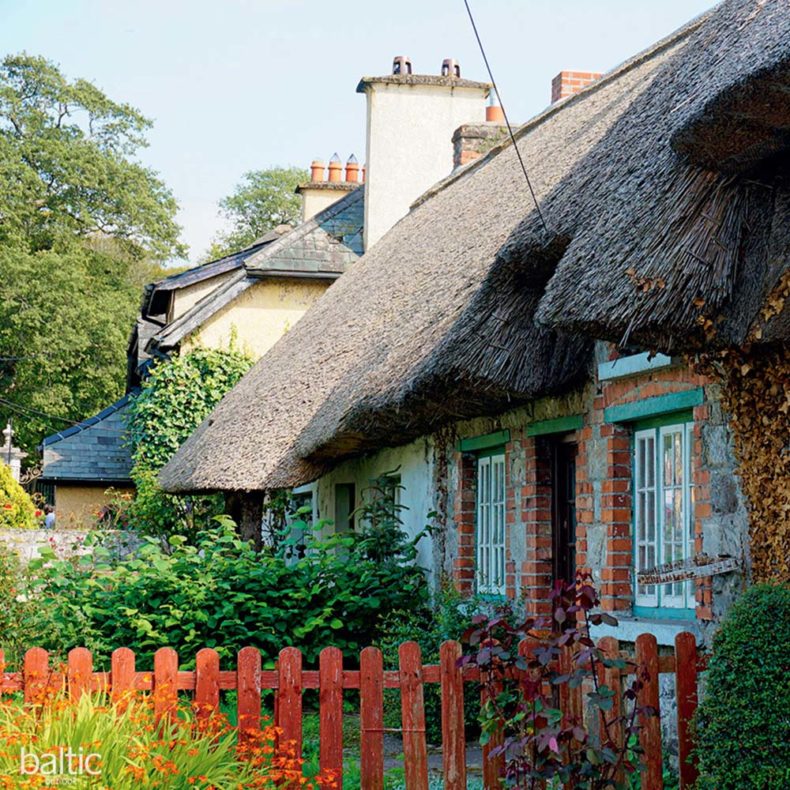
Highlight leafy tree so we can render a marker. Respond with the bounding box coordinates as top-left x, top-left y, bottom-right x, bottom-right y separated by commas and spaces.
125, 347, 253, 542
0, 54, 186, 454
0, 244, 142, 452
206, 166, 307, 258
0, 53, 184, 258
